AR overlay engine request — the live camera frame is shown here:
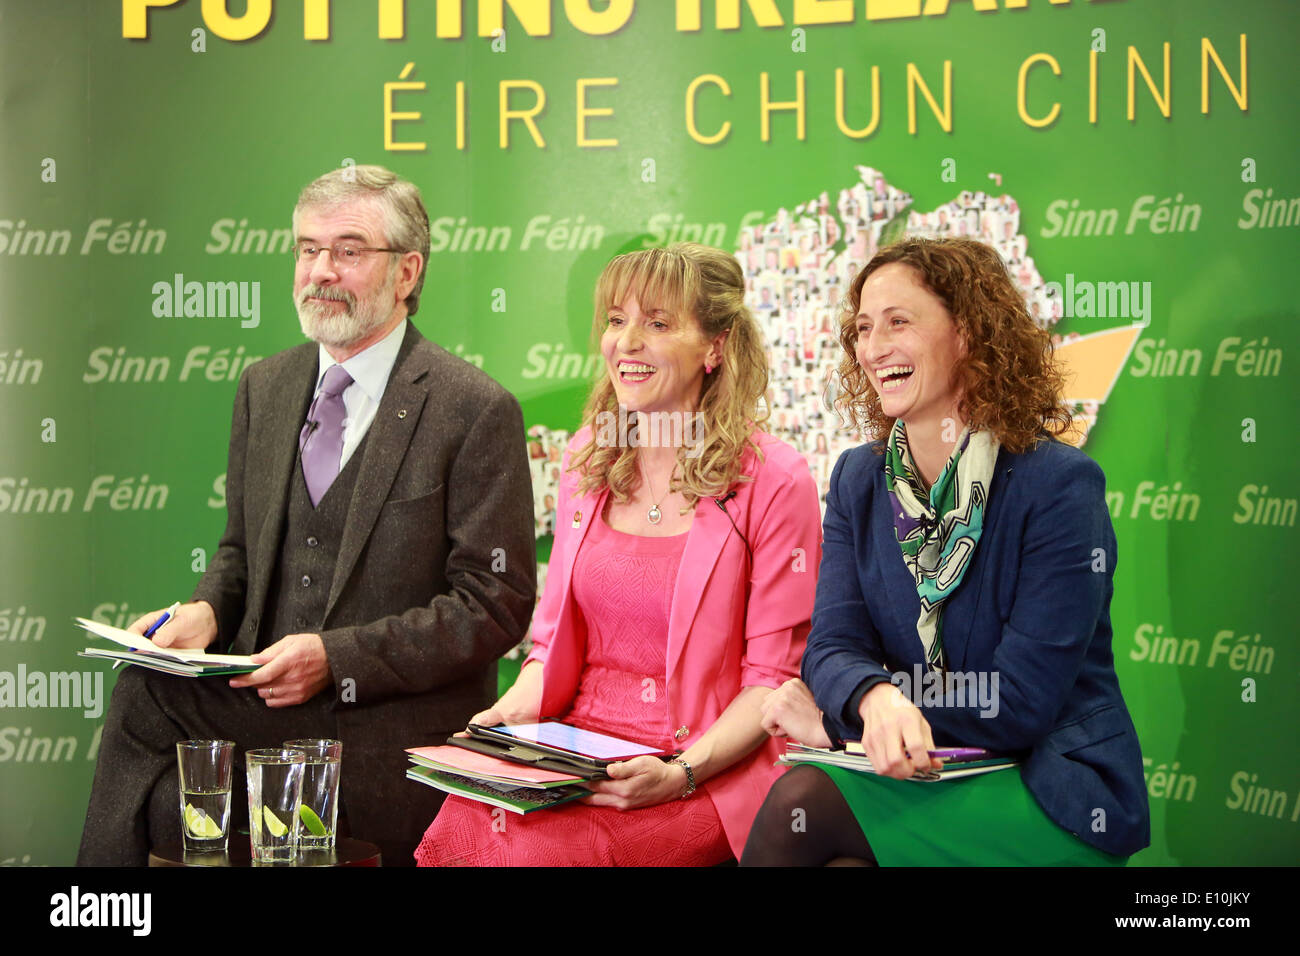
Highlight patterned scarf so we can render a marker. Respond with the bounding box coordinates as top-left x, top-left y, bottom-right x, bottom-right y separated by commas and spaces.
884, 420, 999, 669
